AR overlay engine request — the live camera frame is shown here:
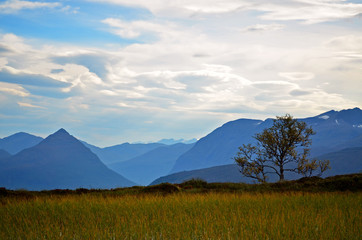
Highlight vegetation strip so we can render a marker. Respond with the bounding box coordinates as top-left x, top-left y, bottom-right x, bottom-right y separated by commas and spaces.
1, 191, 361, 239
0, 174, 361, 239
